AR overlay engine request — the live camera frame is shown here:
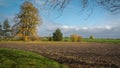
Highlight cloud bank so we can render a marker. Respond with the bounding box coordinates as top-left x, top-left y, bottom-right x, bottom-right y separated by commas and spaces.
38, 20, 120, 38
